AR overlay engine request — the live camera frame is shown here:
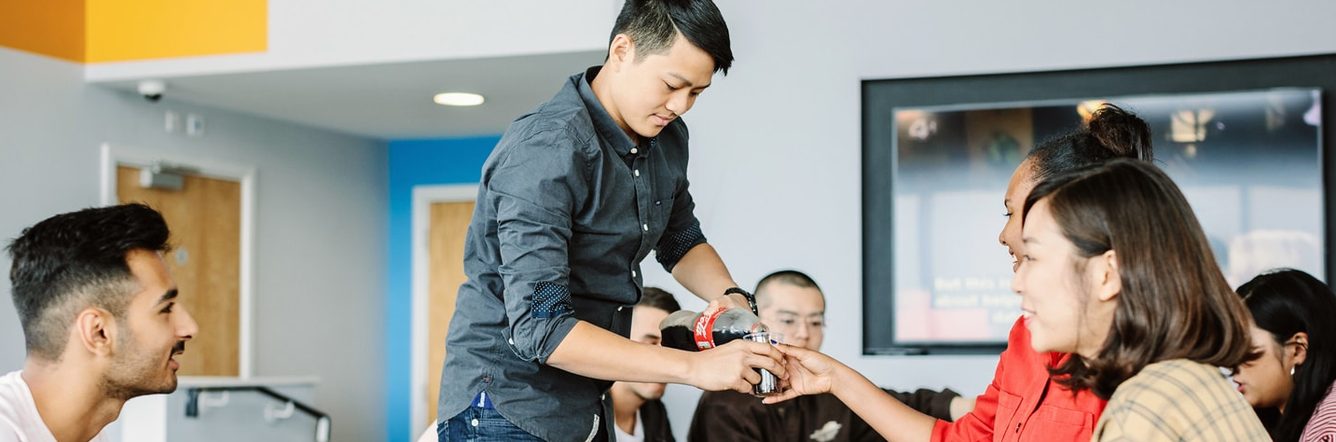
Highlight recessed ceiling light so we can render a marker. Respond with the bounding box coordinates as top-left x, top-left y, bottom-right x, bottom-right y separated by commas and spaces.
434, 92, 485, 107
